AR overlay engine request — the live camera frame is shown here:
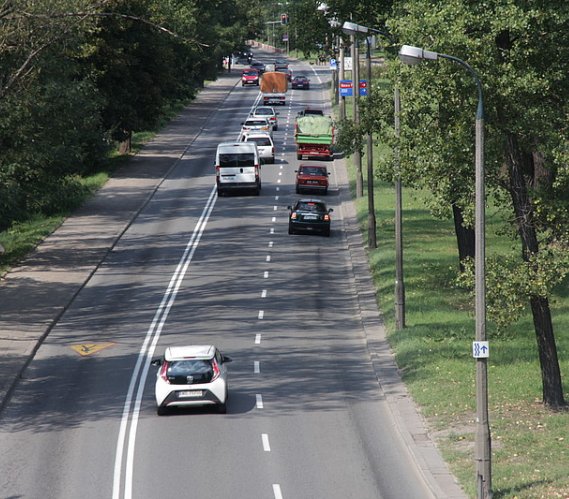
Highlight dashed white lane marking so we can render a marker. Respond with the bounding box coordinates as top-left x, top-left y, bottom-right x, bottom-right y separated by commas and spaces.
262, 434, 271, 451
261, 289, 267, 298
266, 255, 271, 262
275, 195, 279, 201
255, 334, 261, 344
254, 361, 260, 373
270, 228, 275, 234
269, 241, 274, 248
258, 310, 264, 319
272, 217, 276, 223
278, 172, 282, 176
277, 179, 281, 183
273, 484, 283, 499
280, 165, 283, 170
264, 271, 269, 278
276, 187, 280, 191
273, 206, 277, 211
256, 394, 264, 409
